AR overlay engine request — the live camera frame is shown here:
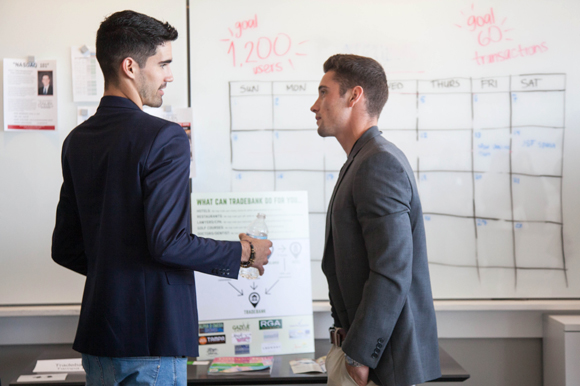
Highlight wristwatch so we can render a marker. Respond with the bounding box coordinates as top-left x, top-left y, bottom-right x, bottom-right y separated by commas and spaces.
240, 241, 255, 268
345, 354, 364, 367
